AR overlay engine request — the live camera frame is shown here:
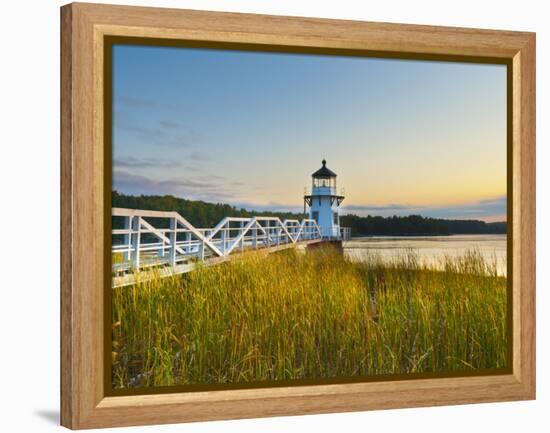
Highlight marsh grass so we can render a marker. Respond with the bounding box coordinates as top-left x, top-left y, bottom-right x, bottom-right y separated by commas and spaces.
111, 248, 507, 389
